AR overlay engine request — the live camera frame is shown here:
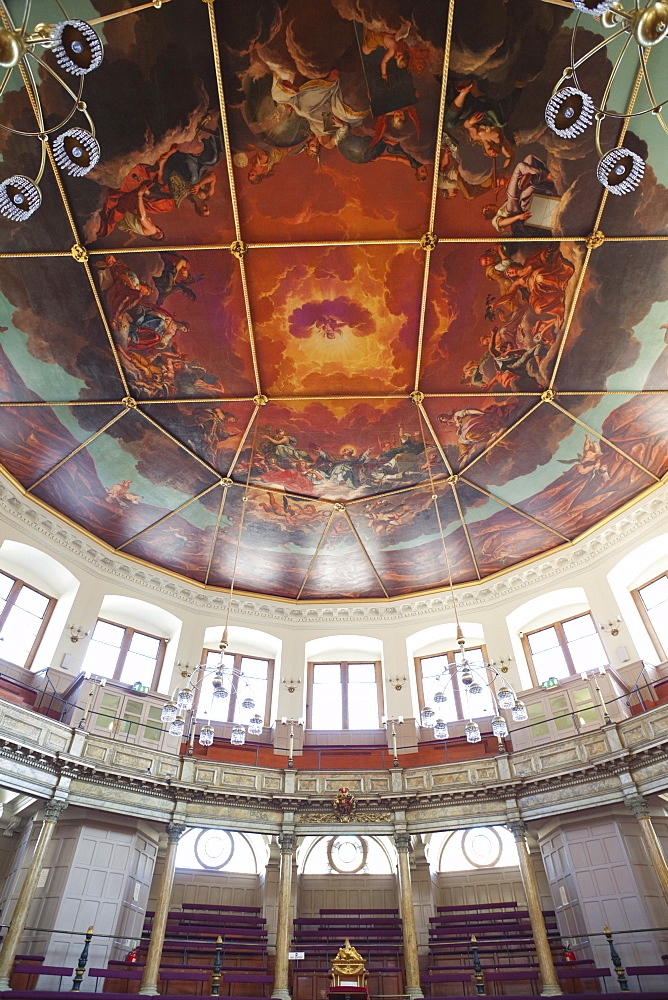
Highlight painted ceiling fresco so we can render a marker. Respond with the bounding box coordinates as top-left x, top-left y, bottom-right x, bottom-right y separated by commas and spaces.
0, 0, 666, 601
